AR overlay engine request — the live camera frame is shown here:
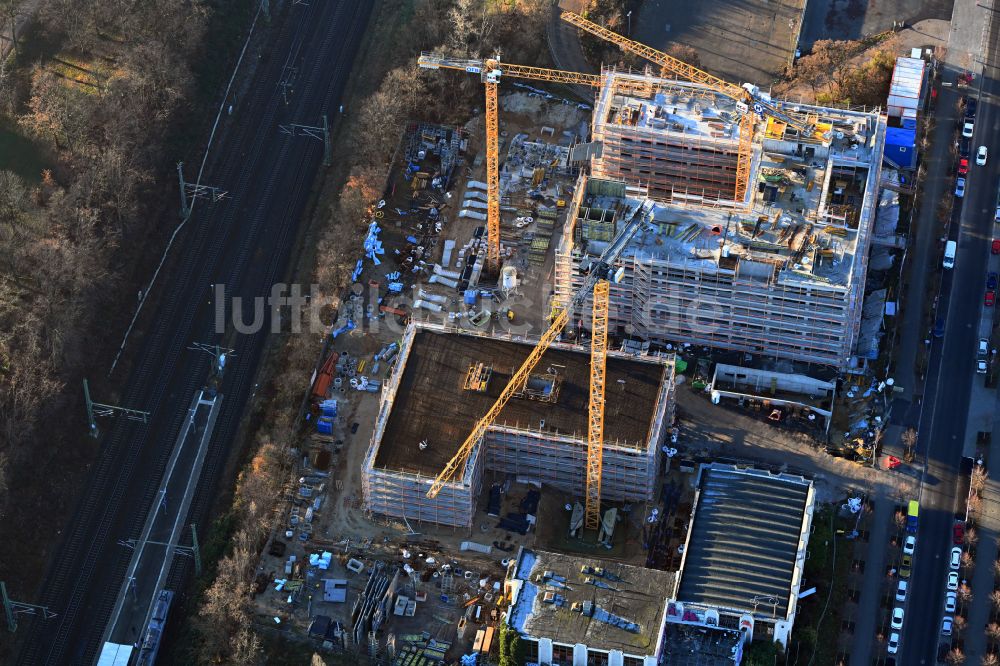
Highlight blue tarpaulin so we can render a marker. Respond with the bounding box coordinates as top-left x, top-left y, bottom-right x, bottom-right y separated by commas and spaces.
331, 319, 356, 338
